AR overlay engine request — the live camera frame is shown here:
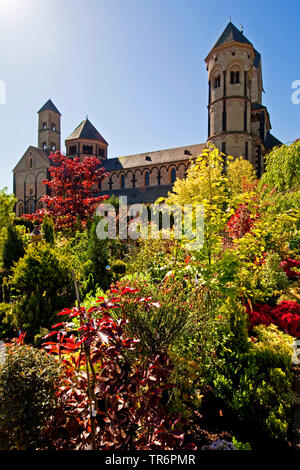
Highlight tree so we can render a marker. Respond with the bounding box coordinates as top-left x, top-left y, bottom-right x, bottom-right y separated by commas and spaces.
25, 152, 108, 231
9, 243, 73, 337
227, 156, 256, 196
166, 145, 228, 206
0, 188, 16, 257
2, 224, 25, 274
261, 140, 300, 192
41, 214, 54, 245
259, 141, 300, 222
85, 215, 111, 292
